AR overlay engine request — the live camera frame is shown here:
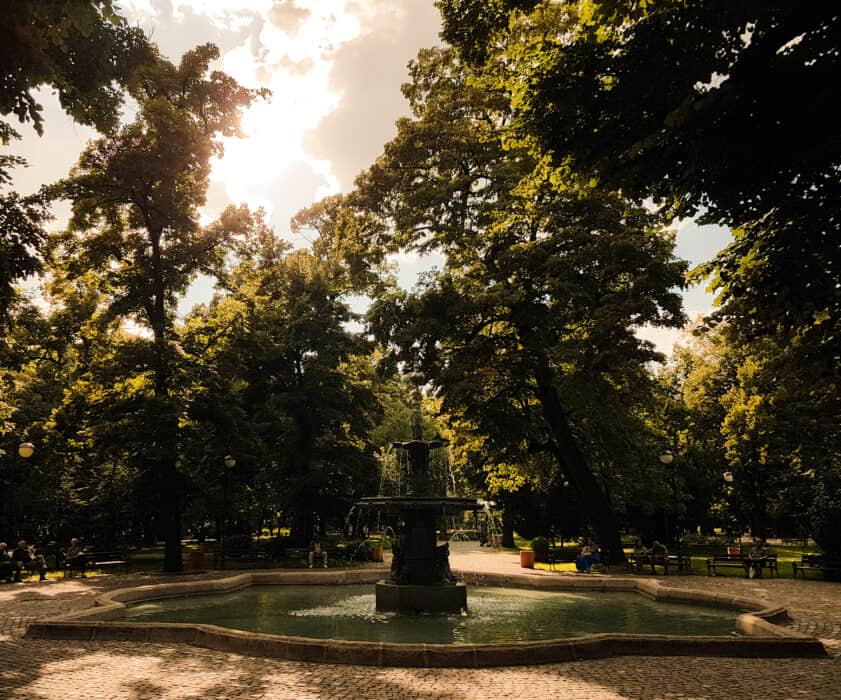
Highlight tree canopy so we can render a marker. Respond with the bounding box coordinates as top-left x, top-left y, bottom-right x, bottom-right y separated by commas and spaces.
359, 46, 685, 560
